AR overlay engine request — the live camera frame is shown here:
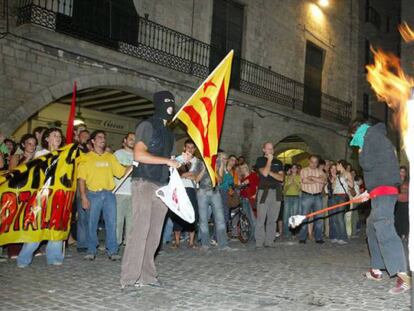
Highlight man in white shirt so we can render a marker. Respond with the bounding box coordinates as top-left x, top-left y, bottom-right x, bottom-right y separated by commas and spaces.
172, 139, 199, 248
114, 132, 135, 246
